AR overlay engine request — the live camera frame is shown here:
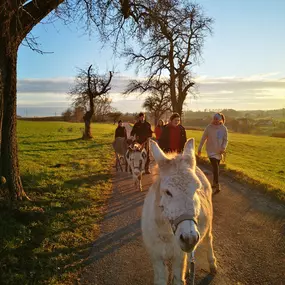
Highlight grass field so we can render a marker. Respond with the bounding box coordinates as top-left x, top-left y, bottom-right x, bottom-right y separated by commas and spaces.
0, 121, 116, 285
0, 122, 284, 285
187, 129, 285, 201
